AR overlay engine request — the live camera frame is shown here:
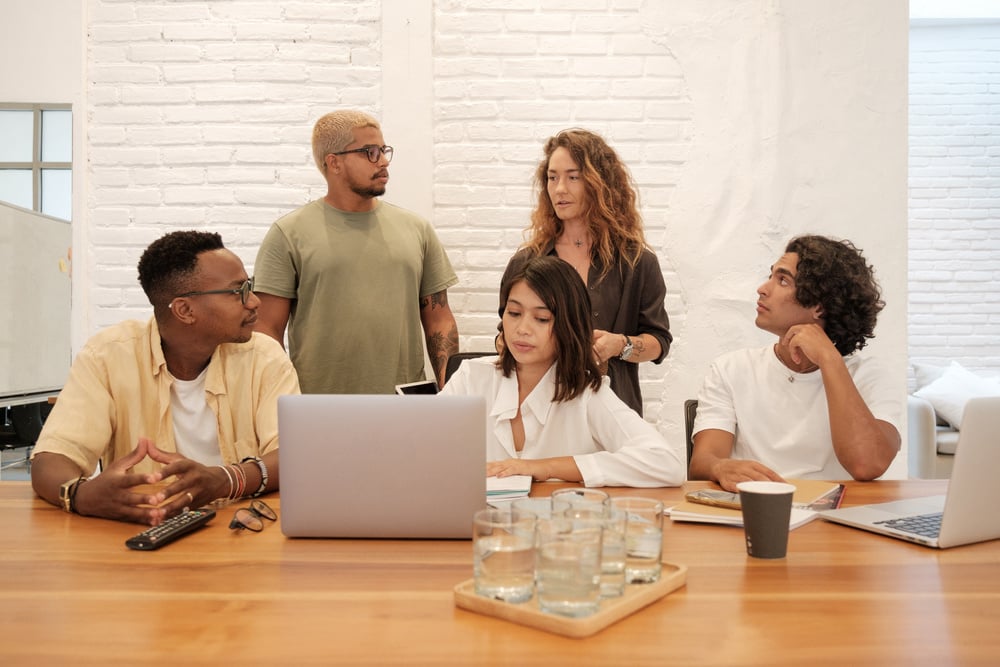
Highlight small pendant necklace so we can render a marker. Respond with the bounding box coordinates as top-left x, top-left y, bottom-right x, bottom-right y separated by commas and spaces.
559, 227, 588, 249
775, 345, 818, 382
